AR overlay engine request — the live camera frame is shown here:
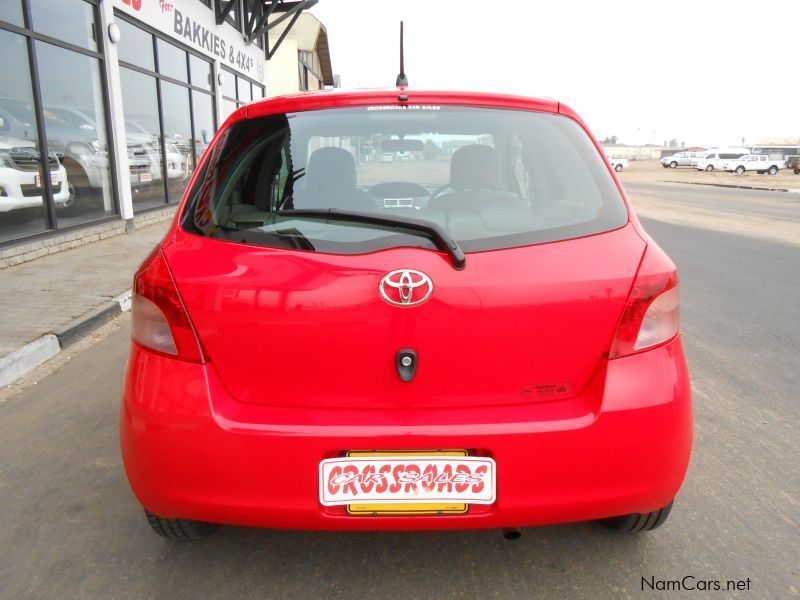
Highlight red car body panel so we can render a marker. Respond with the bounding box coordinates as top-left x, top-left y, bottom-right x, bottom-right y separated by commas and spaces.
120, 88, 692, 530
